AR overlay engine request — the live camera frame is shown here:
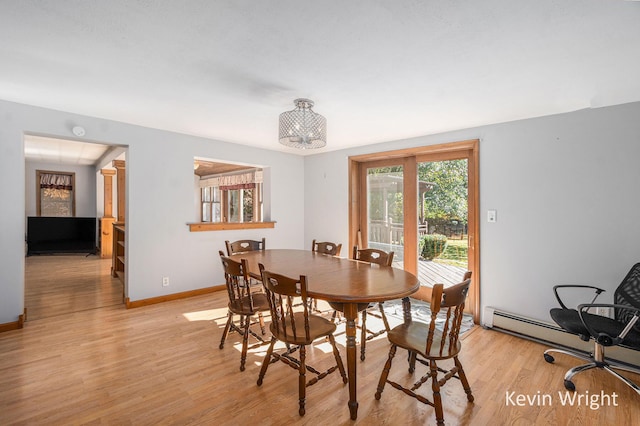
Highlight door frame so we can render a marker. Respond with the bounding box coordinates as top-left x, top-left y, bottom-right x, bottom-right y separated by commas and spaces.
348, 139, 480, 322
